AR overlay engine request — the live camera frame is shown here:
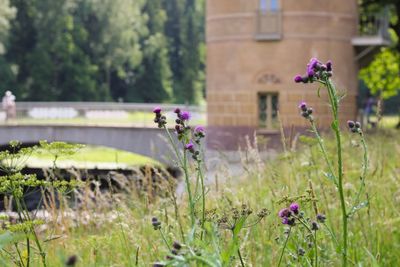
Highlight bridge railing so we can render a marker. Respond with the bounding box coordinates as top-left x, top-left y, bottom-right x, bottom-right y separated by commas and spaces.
2, 102, 206, 126
15, 102, 205, 113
